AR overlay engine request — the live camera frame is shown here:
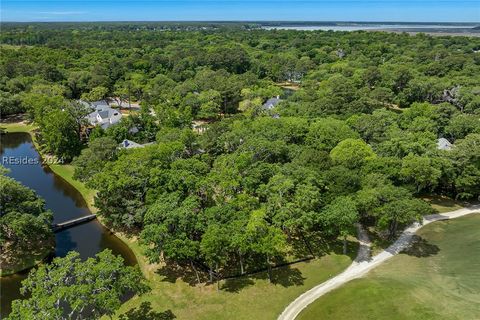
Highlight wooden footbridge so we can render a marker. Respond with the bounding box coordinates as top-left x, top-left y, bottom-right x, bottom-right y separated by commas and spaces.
52, 214, 97, 233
